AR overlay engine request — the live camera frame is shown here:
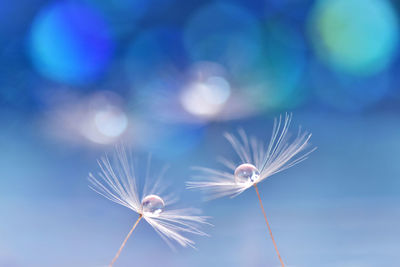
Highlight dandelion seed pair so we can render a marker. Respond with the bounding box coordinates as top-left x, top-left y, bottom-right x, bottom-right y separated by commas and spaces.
89, 113, 315, 267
